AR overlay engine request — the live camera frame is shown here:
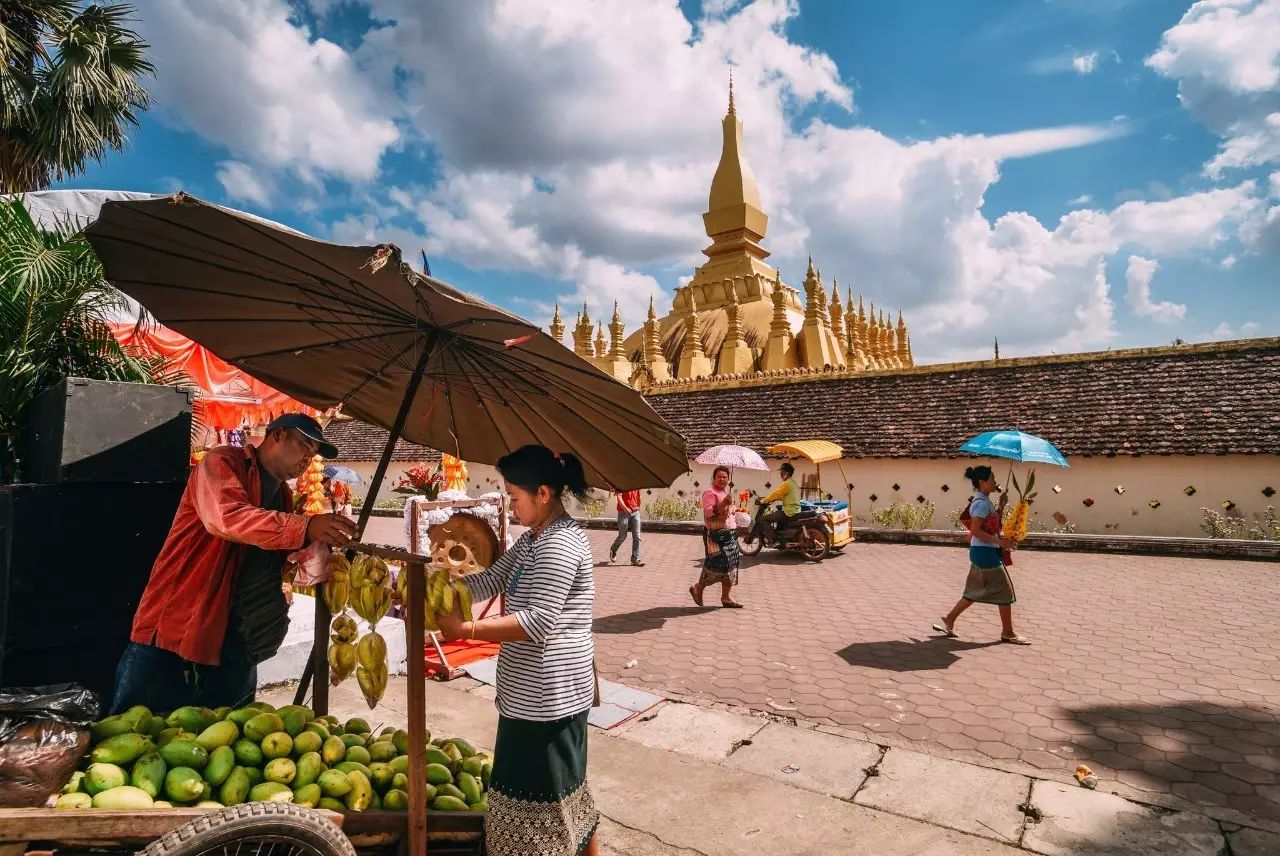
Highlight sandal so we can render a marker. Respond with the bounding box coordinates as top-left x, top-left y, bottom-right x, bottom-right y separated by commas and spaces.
721, 600, 744, 608
1000, 635, 1032, 645
932, 619, 957, 638
689, 585, 703, 607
